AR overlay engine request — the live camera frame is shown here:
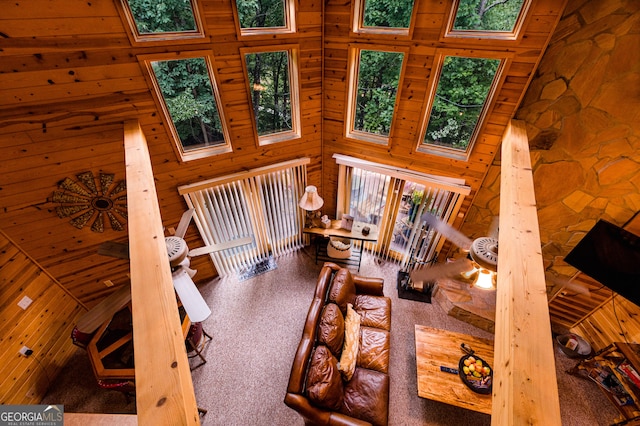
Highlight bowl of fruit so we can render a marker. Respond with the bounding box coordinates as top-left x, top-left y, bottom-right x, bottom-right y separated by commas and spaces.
458, 343, 492, 395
